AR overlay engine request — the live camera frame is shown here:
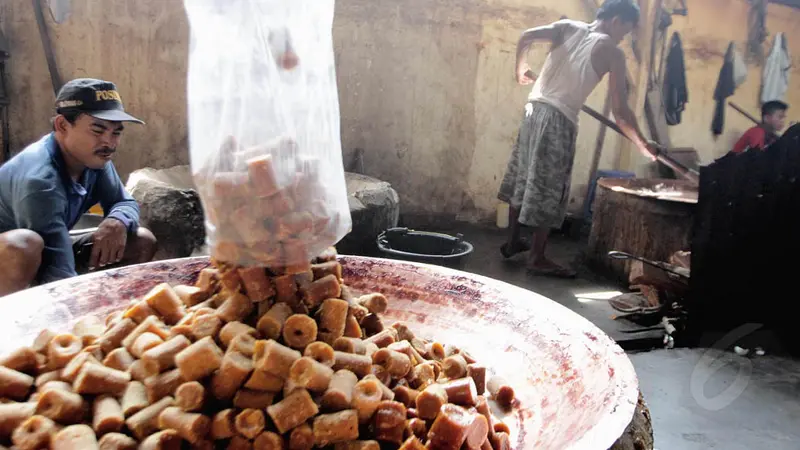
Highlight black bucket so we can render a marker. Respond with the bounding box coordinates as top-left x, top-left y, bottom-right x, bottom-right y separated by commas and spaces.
376, 228, 474, 268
